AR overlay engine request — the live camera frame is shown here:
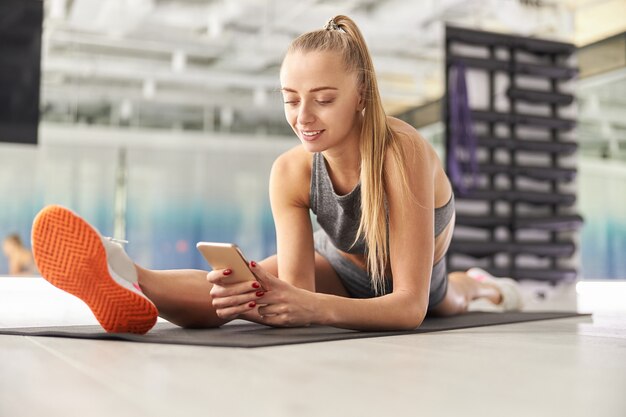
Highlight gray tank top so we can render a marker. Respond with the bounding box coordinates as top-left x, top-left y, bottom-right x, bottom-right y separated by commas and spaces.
309, 152, 455, 255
